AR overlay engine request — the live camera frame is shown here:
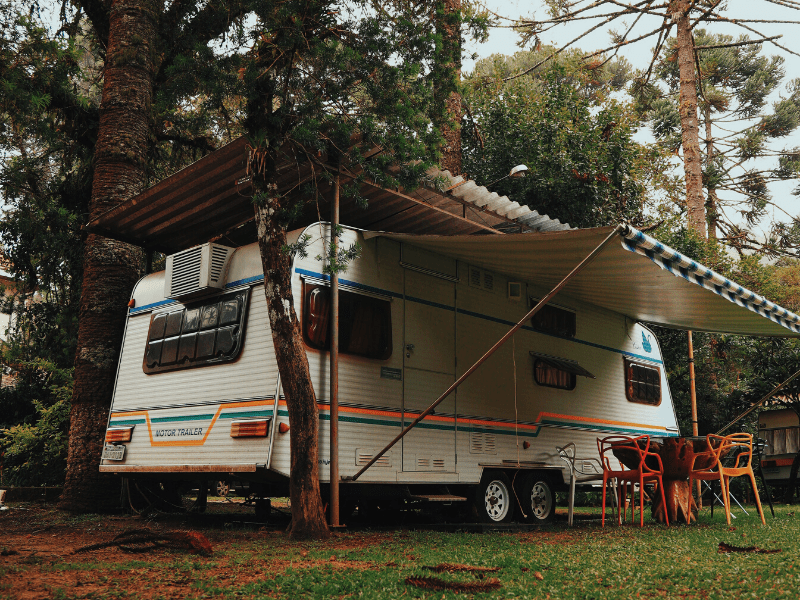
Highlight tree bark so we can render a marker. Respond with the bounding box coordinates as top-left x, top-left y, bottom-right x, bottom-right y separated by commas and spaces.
671, 1, 705, 238
435, 0, 462, 176
253, 177, 330, 540
60, 0, 157, 512
705, 106, 719, 239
